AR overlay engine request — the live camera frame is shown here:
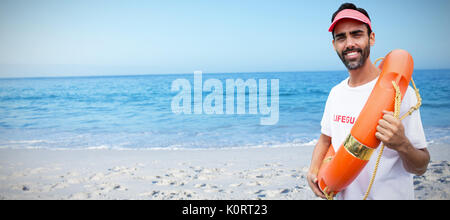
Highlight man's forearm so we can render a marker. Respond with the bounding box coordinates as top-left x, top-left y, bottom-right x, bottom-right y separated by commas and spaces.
309, 134, 331, 174
308, 134, 331, 198
397, 140, 430, 176
376, 111, 430, 176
